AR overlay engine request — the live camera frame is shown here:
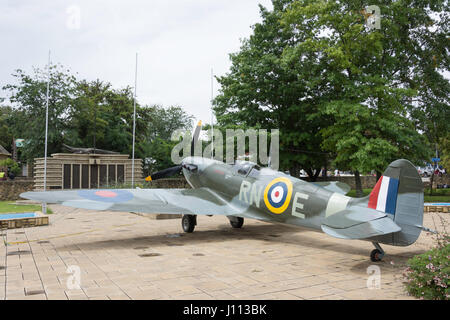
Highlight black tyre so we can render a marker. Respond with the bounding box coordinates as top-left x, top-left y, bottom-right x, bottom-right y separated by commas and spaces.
182, 215, 196, 233
370, 249, 383, 262
230, 217, 244, 229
